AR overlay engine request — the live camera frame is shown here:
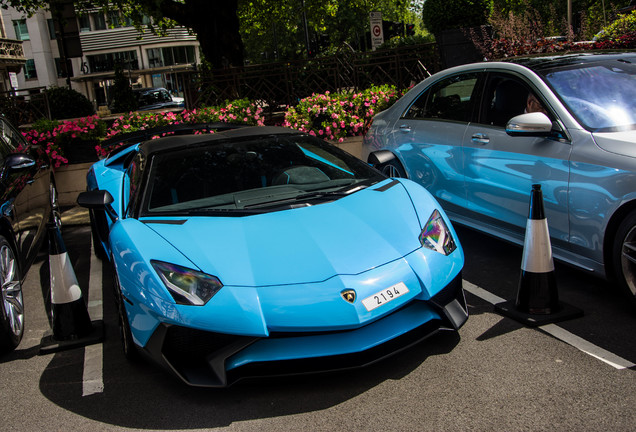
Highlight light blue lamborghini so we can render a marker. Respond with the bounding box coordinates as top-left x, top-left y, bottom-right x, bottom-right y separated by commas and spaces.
78, 125, 467, 387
